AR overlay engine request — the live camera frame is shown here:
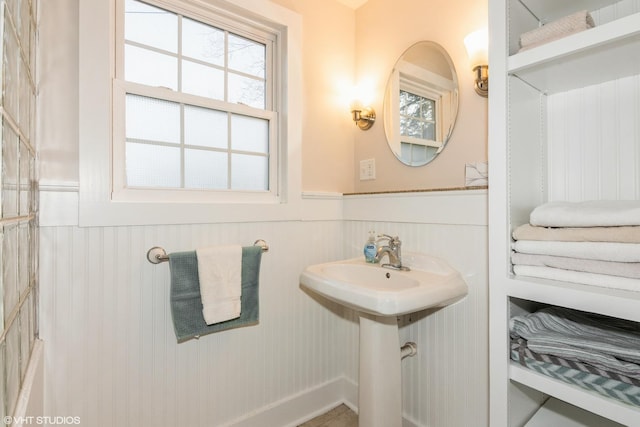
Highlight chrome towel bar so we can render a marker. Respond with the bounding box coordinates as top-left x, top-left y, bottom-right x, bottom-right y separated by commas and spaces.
146, 239, 269, 264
